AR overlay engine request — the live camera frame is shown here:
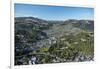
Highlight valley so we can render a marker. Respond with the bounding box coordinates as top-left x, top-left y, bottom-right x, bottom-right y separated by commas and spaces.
15, 17, 94, 65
